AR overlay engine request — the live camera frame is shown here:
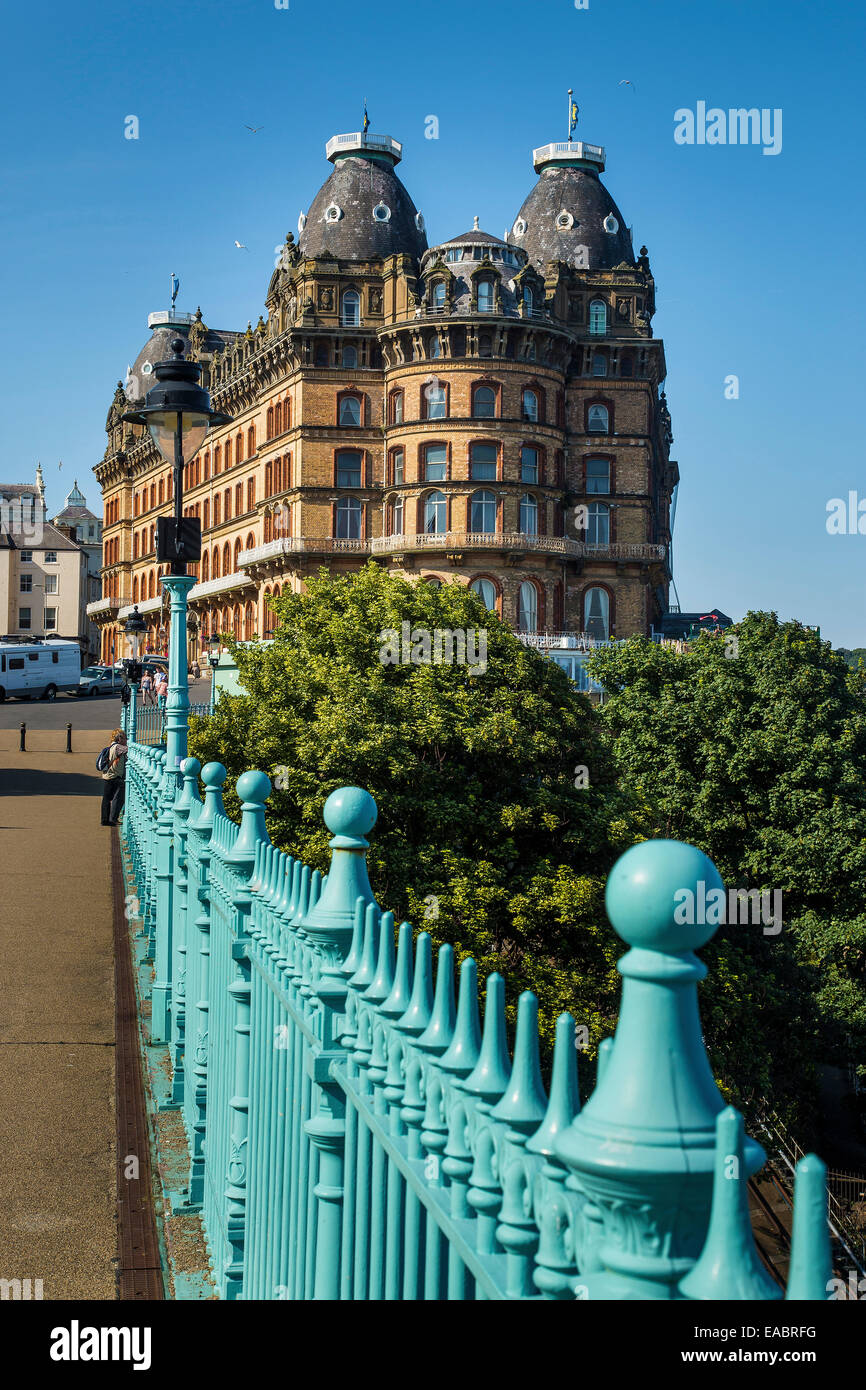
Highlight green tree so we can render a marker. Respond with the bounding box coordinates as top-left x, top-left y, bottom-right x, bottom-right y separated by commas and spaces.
589, 612, 866, 1132
189, 564, 635, 1057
